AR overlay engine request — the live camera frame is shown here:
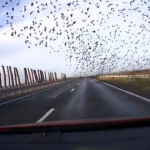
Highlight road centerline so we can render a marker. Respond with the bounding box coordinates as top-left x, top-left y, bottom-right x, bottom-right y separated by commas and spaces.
36, 108, 55, 123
